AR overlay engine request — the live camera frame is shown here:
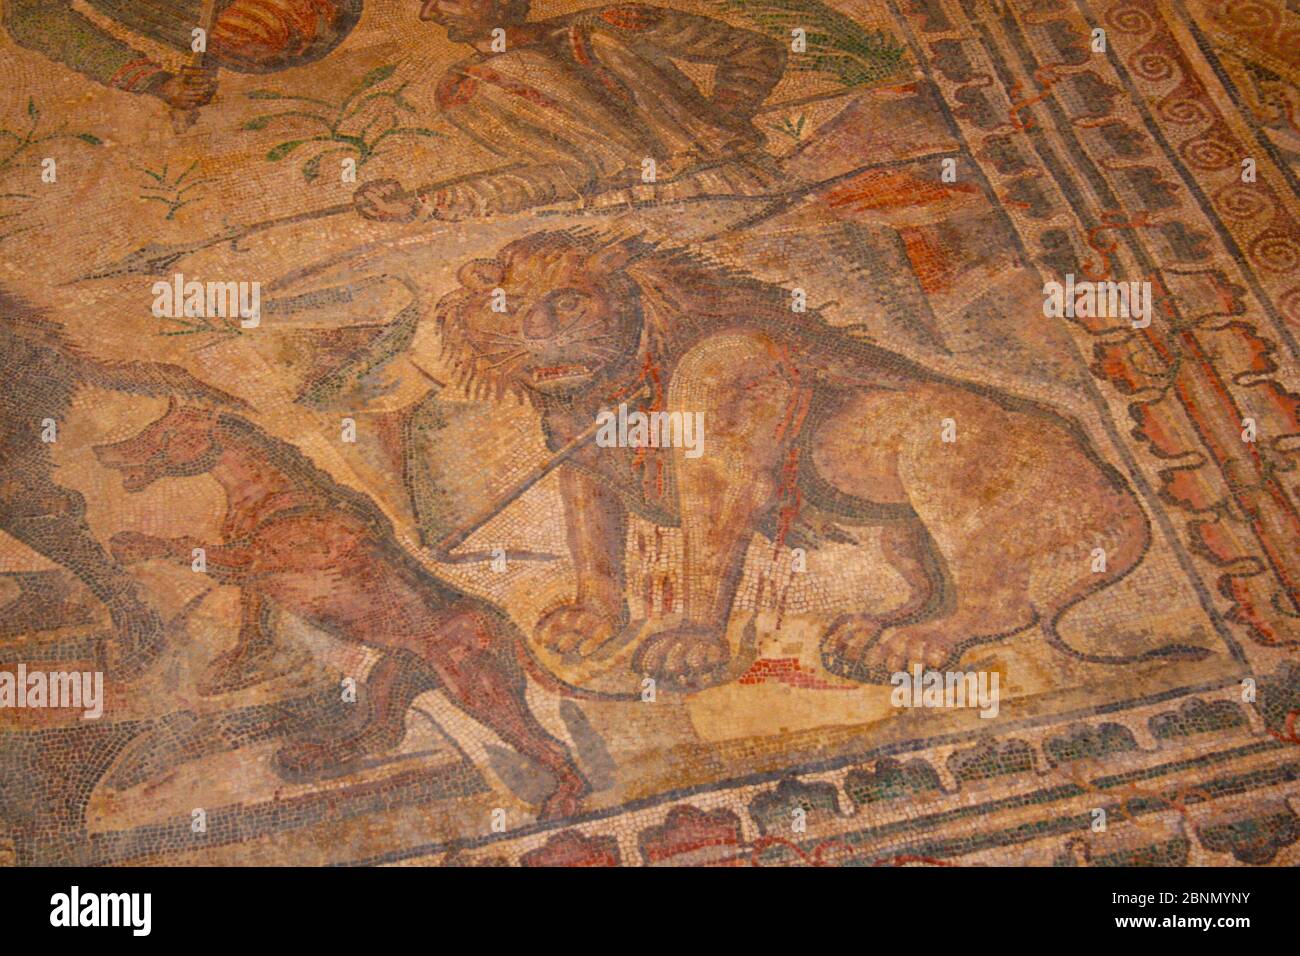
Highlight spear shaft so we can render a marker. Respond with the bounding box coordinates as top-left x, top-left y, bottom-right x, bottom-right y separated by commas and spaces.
79, 77, 887, 281
75, 162, 526, 281
430, 384, 652, 561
